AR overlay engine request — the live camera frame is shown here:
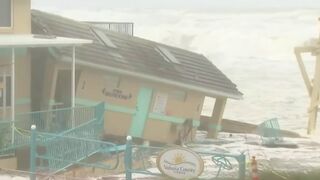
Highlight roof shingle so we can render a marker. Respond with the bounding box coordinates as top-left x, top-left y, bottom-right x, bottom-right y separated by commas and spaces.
31, 10, 242, 99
